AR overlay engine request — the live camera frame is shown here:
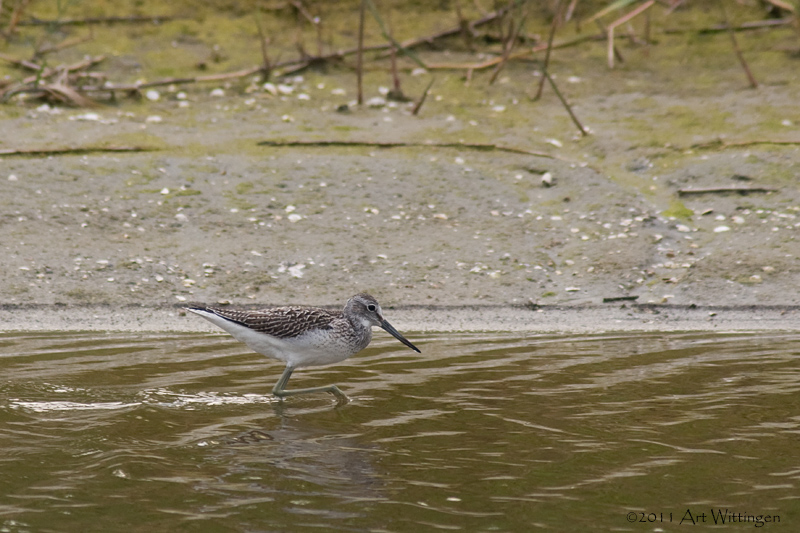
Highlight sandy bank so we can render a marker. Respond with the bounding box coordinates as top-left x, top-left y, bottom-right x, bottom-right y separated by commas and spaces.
1, 304, 798, 334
